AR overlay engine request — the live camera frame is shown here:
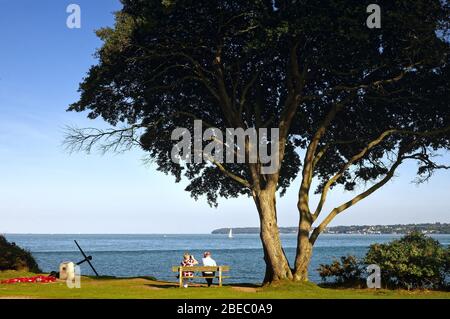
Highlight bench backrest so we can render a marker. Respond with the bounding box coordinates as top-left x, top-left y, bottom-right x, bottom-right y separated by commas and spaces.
171, 266, 230, 272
